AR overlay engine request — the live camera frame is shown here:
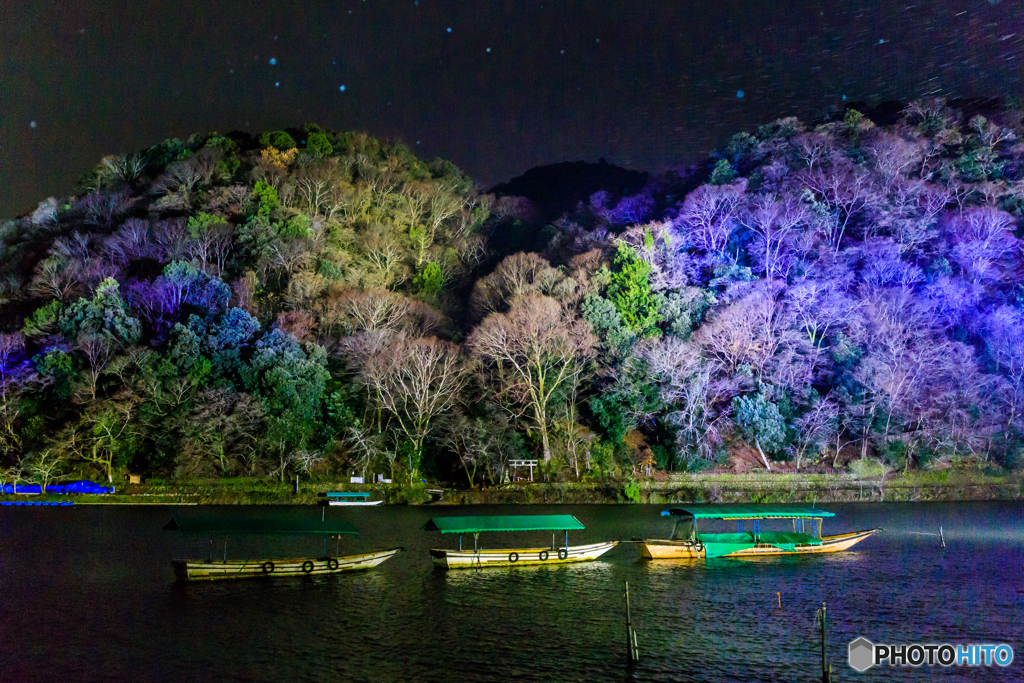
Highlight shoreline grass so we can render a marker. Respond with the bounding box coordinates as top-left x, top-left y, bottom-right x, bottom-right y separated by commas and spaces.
3, 467, 1020, 506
